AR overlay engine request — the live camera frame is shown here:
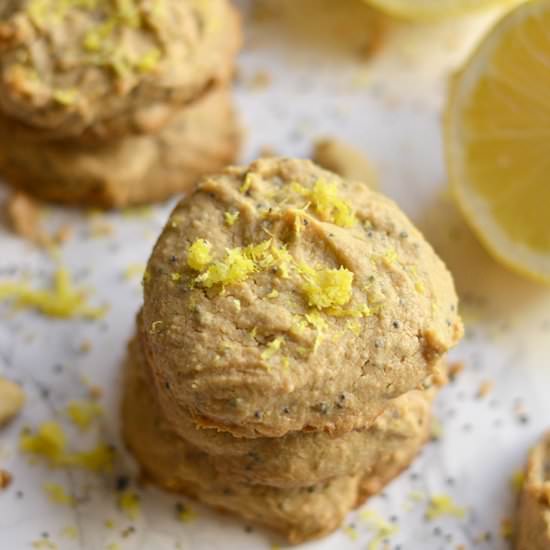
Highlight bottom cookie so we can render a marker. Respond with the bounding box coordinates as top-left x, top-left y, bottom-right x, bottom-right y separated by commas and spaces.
121, 337, 432, 544
0, 88, 240, 208
516, 432, 550, 550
